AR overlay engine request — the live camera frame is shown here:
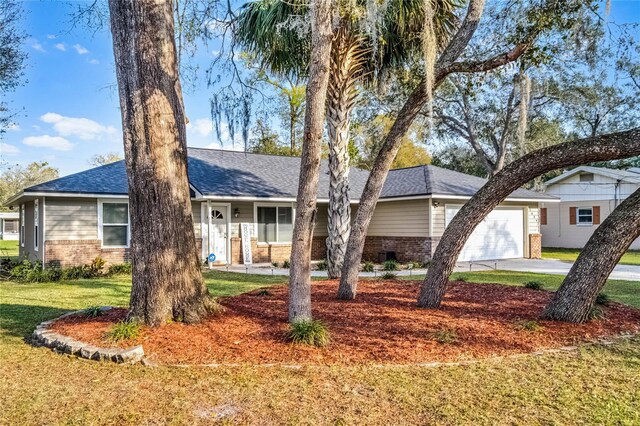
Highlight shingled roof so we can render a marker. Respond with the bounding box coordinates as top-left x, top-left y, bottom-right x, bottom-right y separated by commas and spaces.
14, 148, 553, 202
